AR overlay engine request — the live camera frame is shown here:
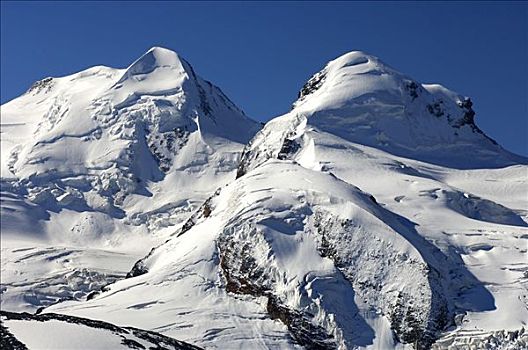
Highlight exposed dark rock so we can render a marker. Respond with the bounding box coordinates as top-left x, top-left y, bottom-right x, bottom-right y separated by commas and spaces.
27, 77, 53, 94
456, 97, 475, 126
389, 291, 444, 349
218, 230, 268, 296
120, 337, 145, 349
266, 295, 335, 350
235, 140, 255, 179
86, 285, 111, 300
126, 248, 155, 278
202, 204, 211, 218
296, 69, 327, 104
426, 101, 445, 117
1, 322, 28, 350
312, 210, 451, 350
278, 134, 301, 161
86, 290, 100, 301
406, 81, 420, 100
177, 188, 220, 237
217, 224, 337, 349
147, 127, 189, 172
236, 130, 300, 179
452, 97, 498, 144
